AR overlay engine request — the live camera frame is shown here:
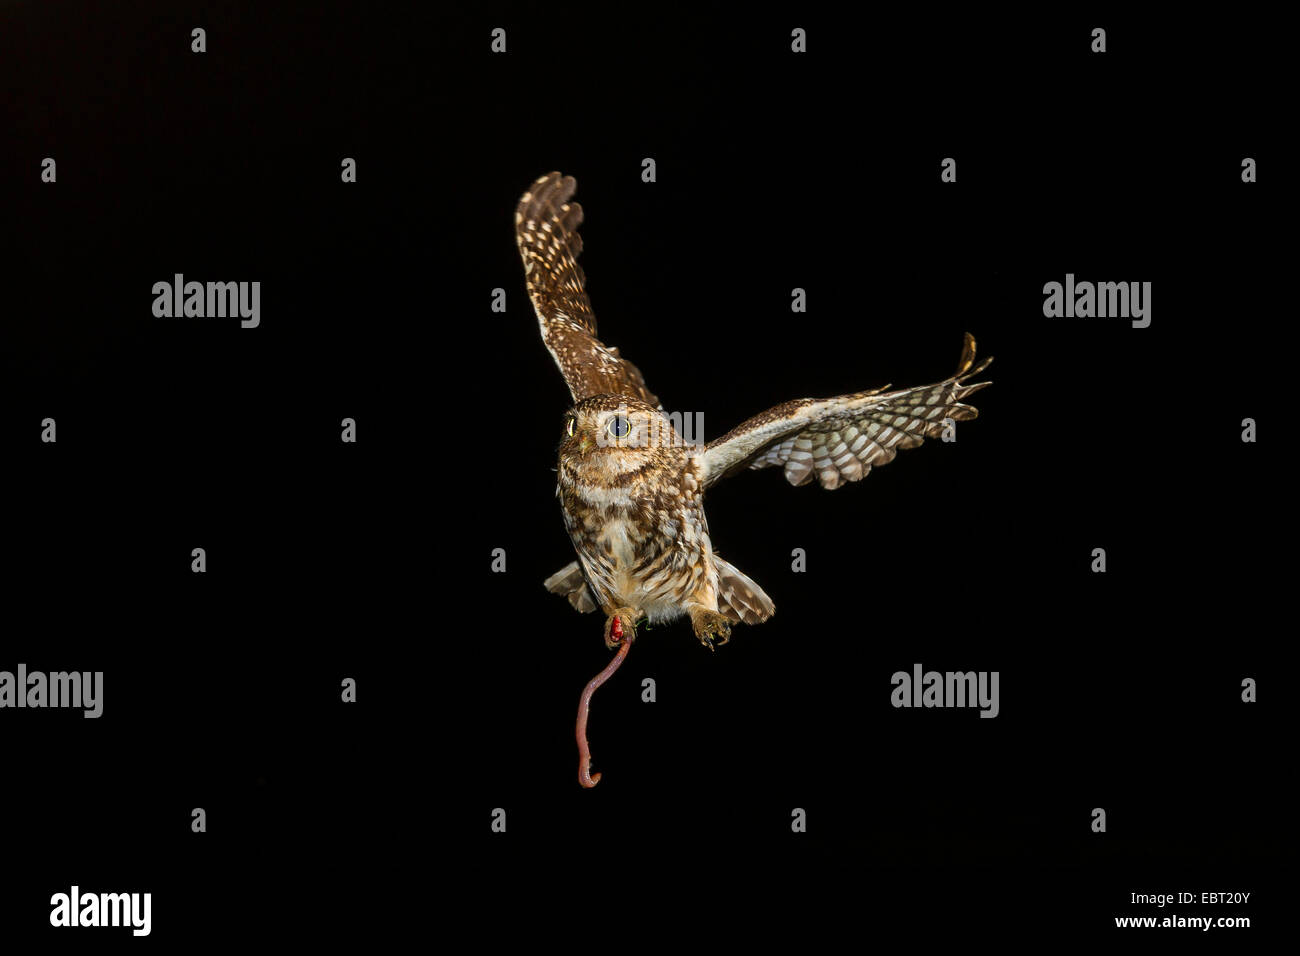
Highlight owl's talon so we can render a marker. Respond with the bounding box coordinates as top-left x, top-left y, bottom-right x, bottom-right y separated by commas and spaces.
603, 607, 640, 649
689, 608, 732, 651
